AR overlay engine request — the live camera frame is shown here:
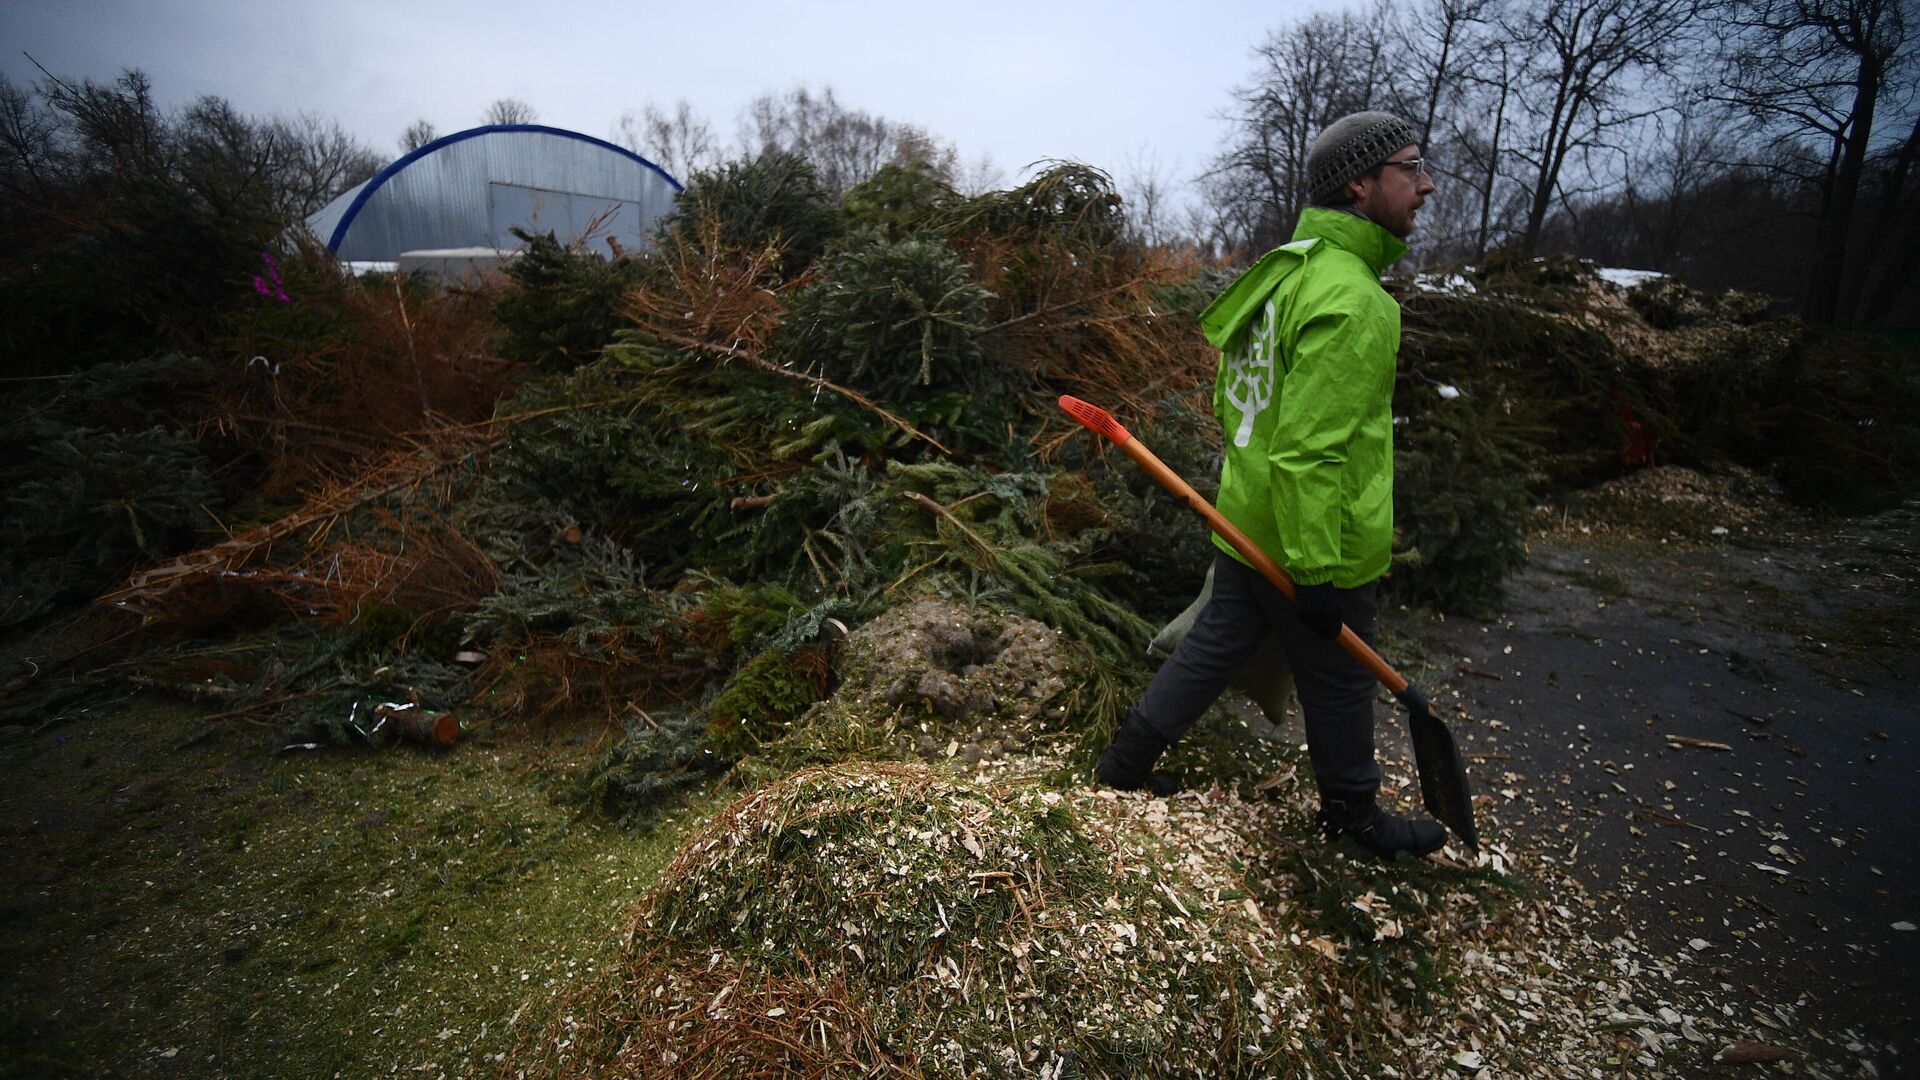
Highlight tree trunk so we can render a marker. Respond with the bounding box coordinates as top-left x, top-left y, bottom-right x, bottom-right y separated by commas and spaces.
1476, 73, 1509, 260
1850, 110, 1920, 324
1521, 121, 1572, 257
1520, 58, 1579, 257
1422, 26, 1456, 147
1802, 55, 1879, 325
